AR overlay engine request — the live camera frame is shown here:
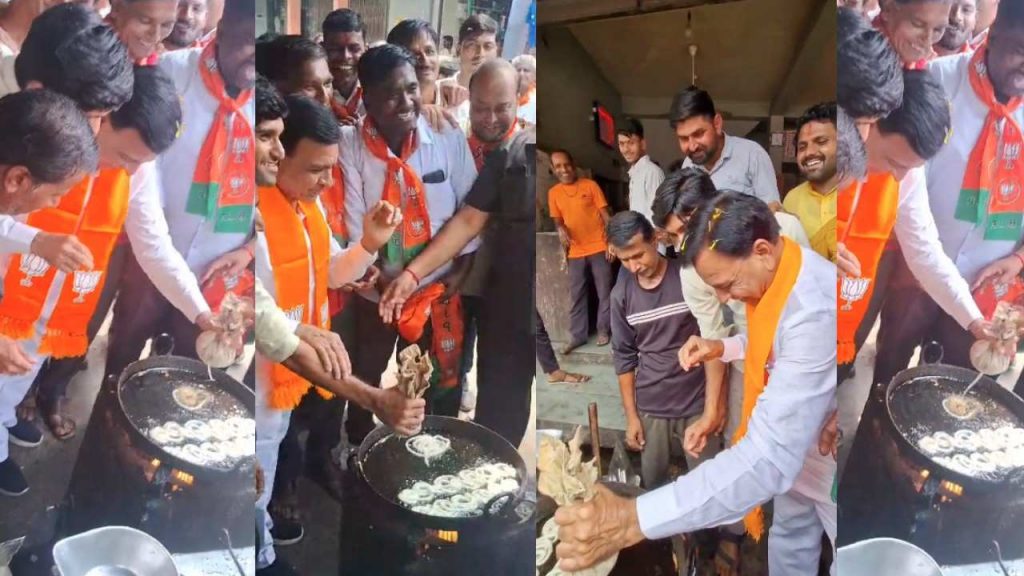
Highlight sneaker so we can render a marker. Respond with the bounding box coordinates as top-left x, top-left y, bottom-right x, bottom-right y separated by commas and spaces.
0, 458, 28, 496
8, 417, 42, 448
256, 560, 300, 576
271, 517, 304, 546
460, 387, 477, 413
